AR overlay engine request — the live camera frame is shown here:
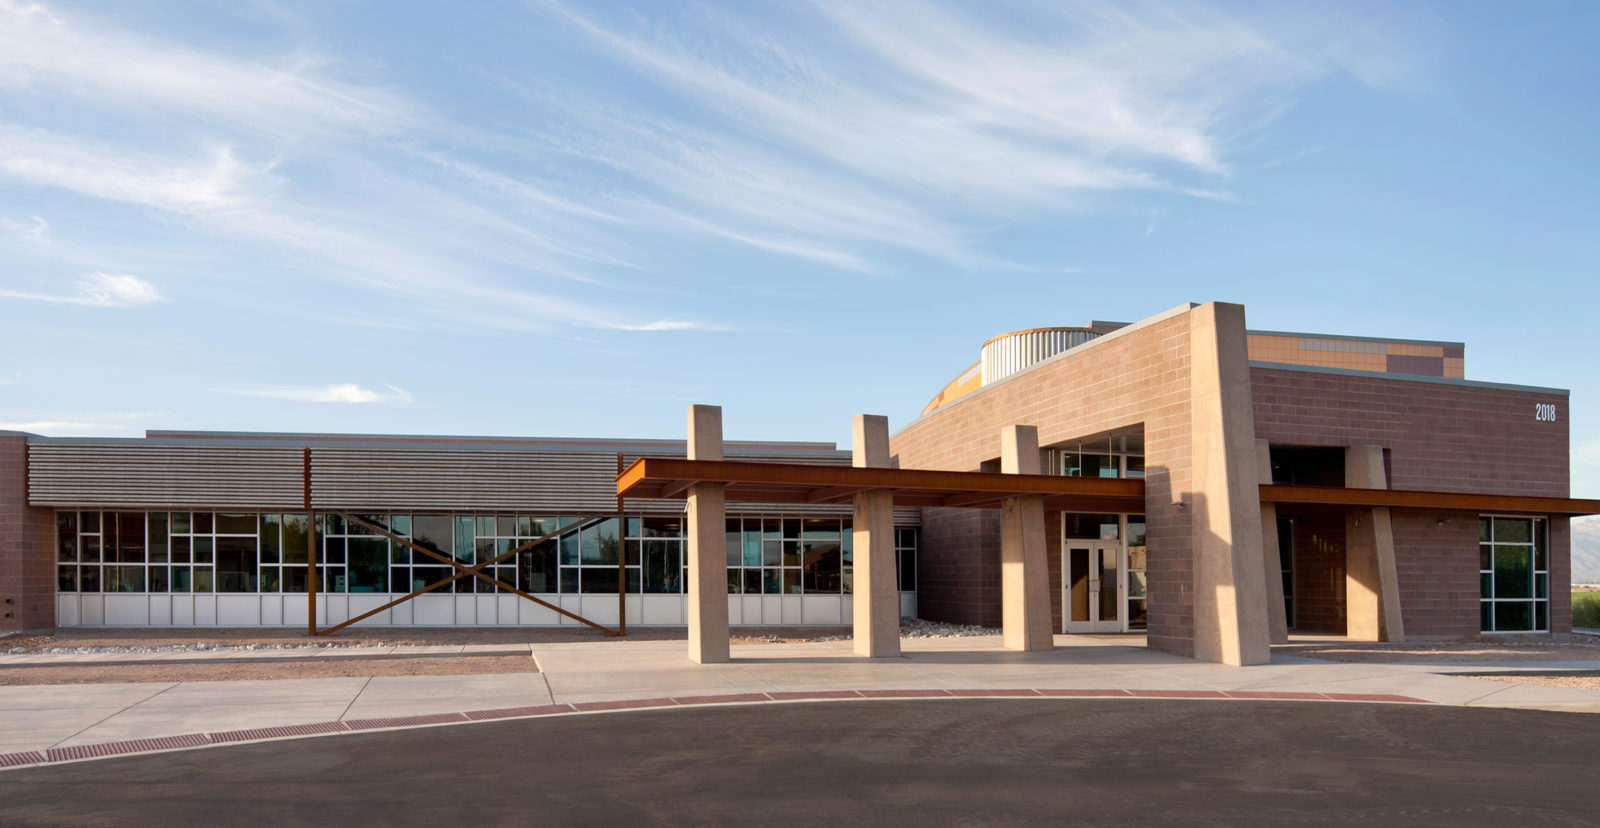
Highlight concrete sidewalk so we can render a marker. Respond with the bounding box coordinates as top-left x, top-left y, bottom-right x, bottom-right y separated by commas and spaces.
3, 634, 1599, 767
